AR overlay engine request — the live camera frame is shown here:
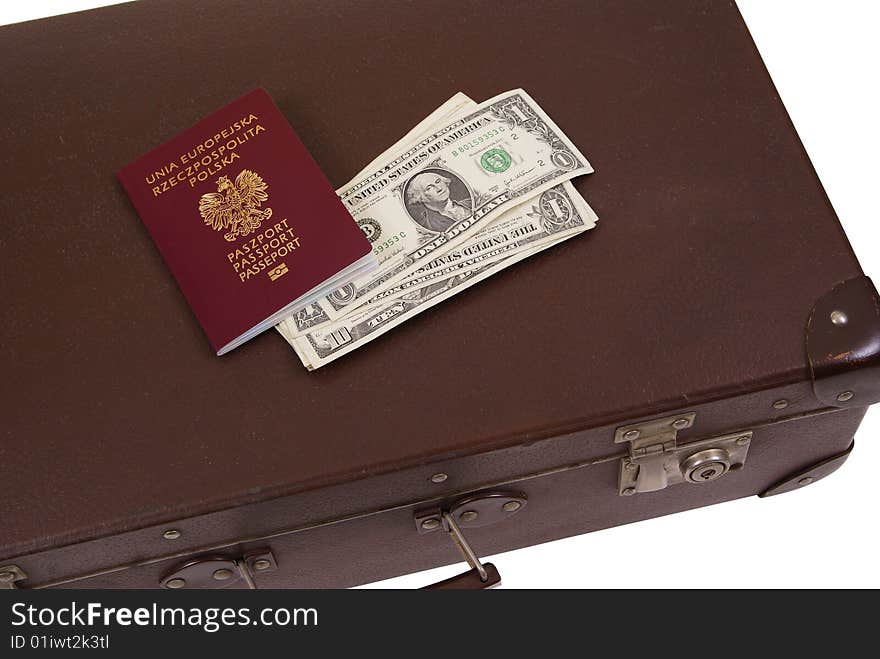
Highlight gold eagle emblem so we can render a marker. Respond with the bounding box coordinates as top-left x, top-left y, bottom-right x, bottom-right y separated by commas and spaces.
198, 169, 273, 242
